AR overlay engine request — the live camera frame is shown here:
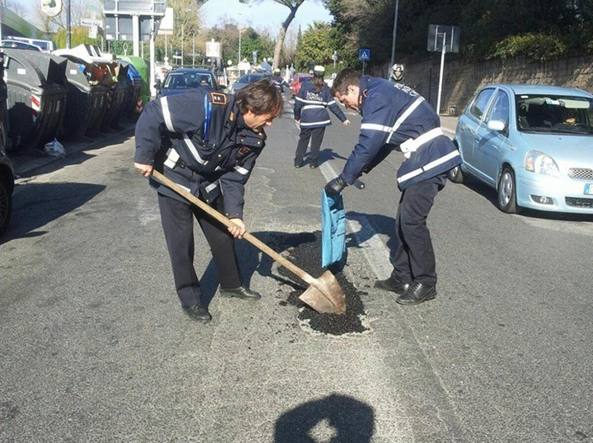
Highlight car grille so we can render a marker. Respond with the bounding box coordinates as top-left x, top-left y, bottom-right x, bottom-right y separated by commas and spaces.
568, 168, 593, 180
565, 197, 593, 208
